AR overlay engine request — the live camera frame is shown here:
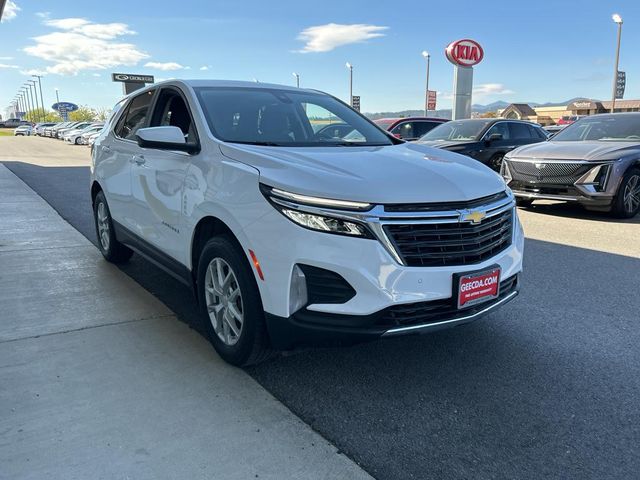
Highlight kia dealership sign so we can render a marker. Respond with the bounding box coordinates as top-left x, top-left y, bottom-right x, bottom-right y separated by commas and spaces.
445, 39, 484, 67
